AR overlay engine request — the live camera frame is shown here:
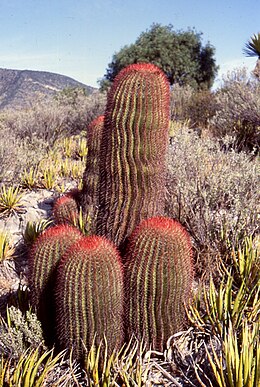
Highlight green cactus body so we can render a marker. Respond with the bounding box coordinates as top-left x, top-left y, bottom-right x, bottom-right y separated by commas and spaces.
28, 224, 82, 343
124, 217, 194, 351
80, 115, 104, 233
55, 235, 124, 360
94, 63, 170, 247
53, 189, 80, 226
